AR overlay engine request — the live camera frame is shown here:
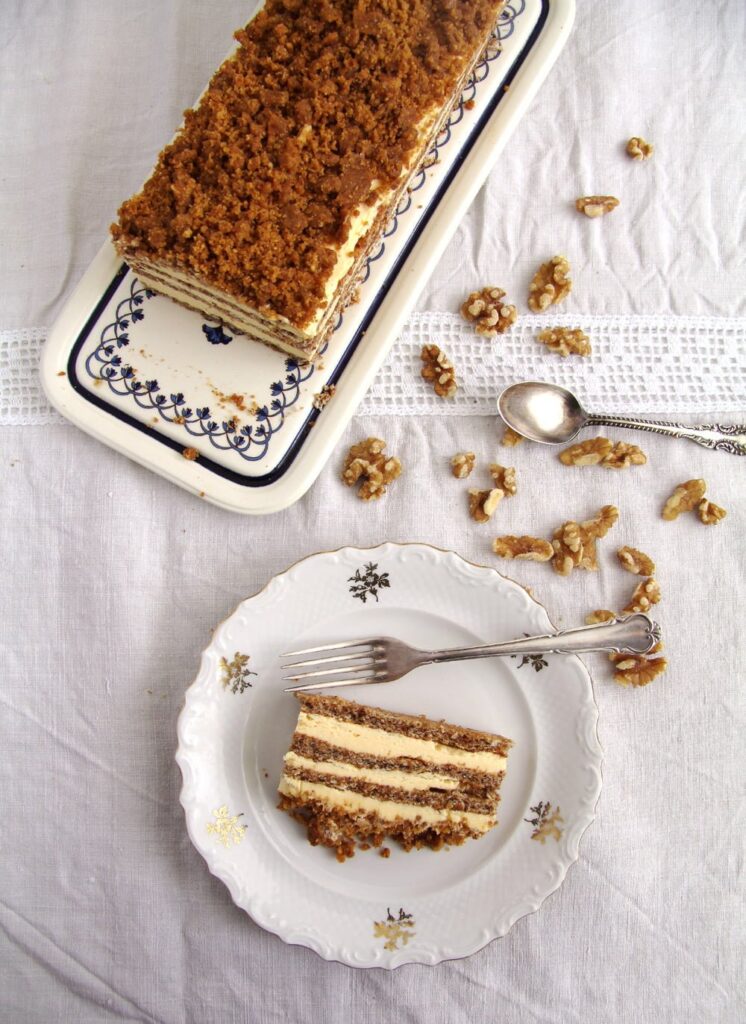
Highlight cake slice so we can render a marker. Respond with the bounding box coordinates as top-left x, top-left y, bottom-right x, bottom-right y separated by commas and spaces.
278, 693, 513, 861
111, 0, 506, 360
